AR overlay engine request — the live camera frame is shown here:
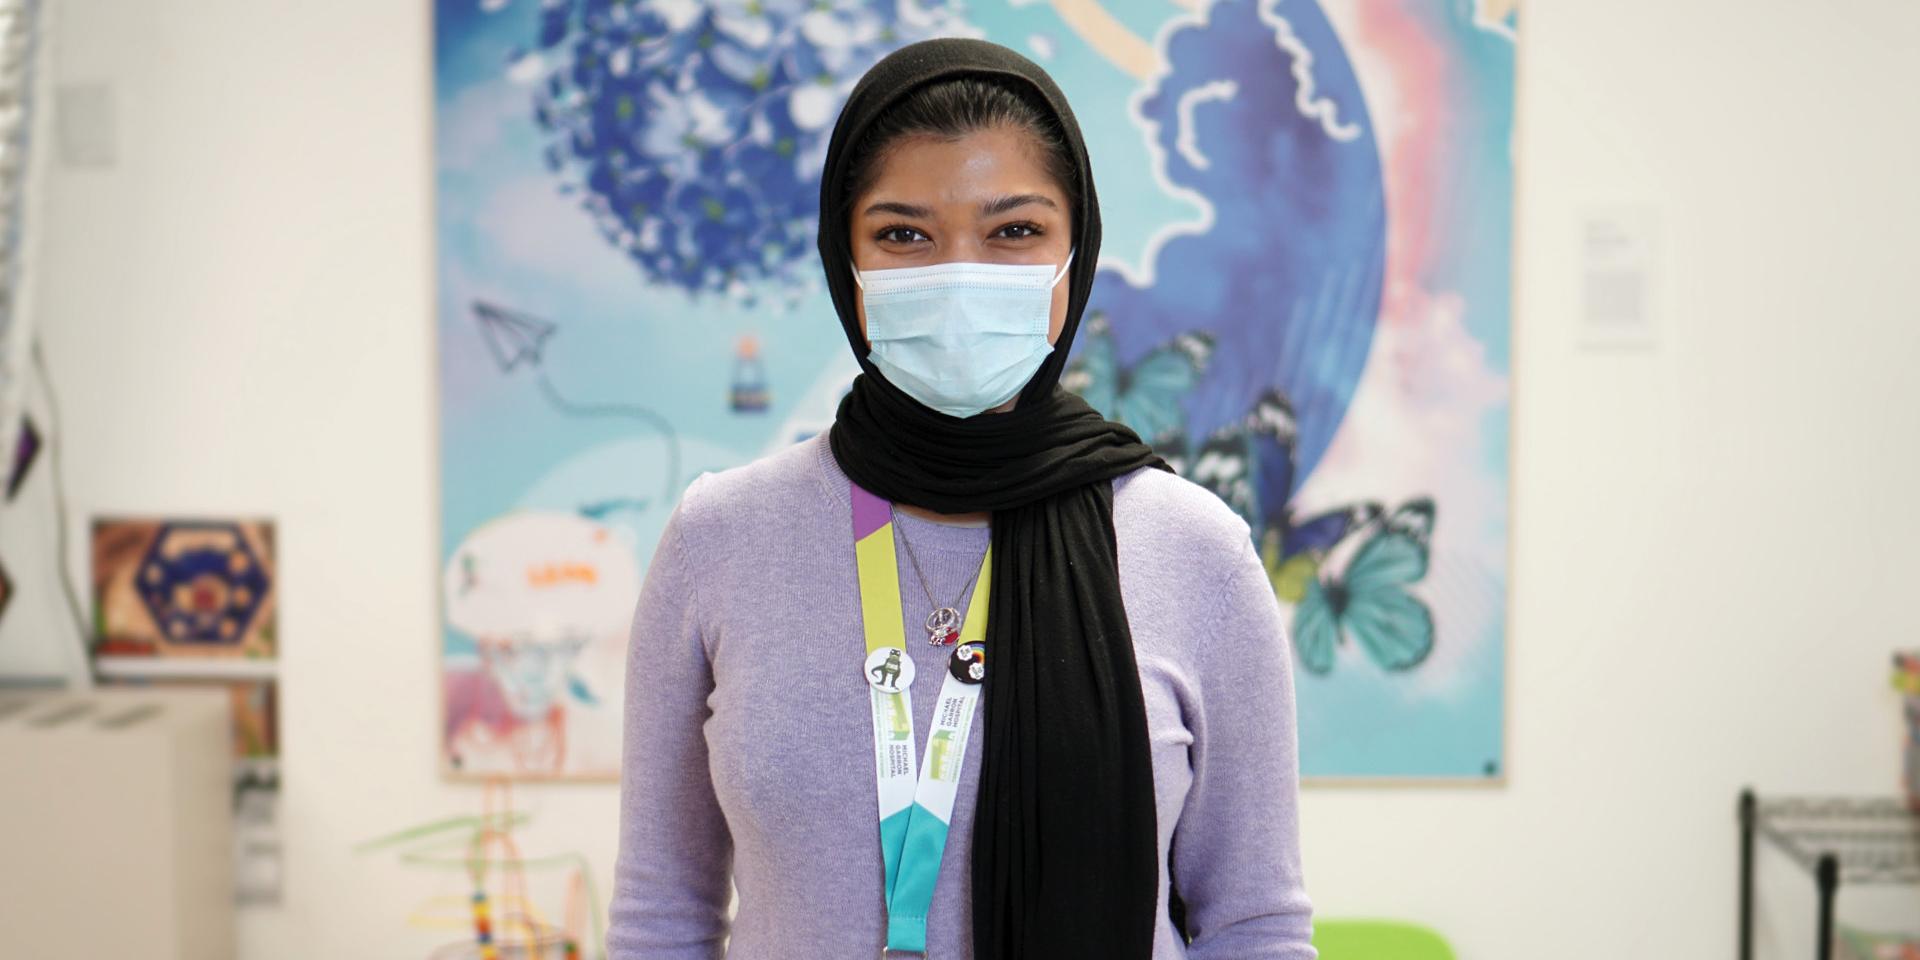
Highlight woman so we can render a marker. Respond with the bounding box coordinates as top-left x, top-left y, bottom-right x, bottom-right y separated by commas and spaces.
609, 37, 1314, 960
